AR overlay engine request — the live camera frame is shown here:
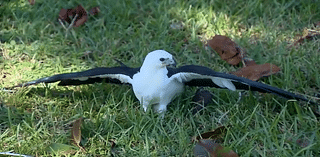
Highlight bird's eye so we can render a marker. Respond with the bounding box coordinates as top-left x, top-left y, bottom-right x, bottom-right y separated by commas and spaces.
159, 58, 165, 61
